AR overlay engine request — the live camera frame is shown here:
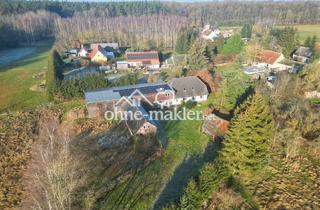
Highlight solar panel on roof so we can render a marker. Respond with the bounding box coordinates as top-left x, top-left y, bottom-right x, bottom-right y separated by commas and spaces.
116, 84, 171, 97
85, 83, 172, 104
127, 53, 159, 60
